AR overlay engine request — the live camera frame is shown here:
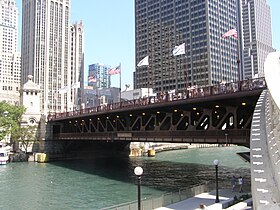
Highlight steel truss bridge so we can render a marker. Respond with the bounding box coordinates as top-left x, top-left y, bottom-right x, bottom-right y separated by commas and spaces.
49, 78, 266, 147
